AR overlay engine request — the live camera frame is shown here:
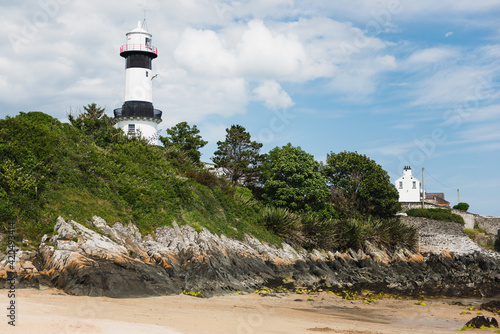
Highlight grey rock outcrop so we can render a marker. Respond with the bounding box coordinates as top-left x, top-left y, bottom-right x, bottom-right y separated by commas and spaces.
1, 216, 499, 298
